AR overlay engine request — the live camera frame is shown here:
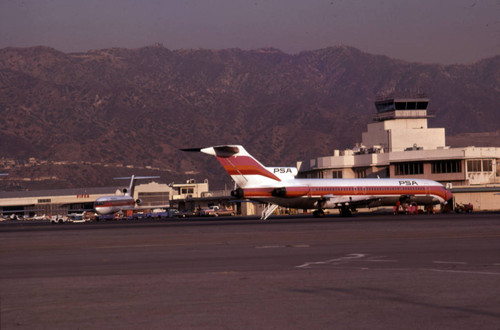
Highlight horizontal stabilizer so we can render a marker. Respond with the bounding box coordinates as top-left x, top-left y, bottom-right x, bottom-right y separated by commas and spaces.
211, 146, 240, 157
180, 148, 202, 152
181, 146, 241, 158
114, 176, 160, 180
